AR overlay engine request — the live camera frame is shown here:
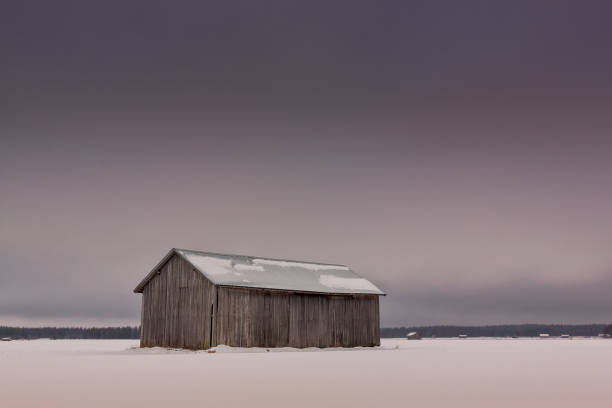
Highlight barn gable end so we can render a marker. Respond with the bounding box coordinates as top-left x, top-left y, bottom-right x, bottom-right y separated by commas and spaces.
140, 253, 216, 349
